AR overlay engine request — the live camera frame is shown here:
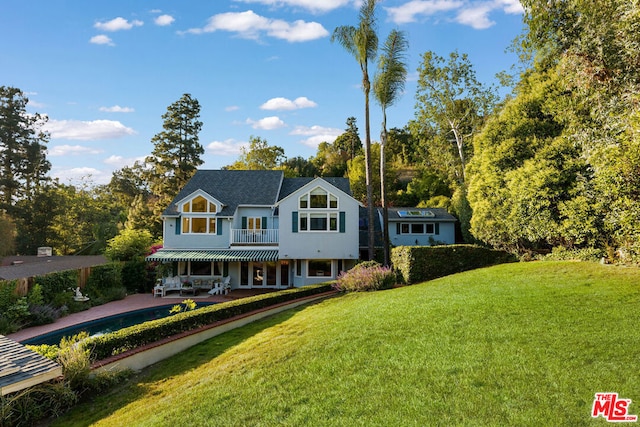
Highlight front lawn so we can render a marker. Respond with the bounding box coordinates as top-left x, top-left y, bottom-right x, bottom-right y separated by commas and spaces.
51, 261, 640, 426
